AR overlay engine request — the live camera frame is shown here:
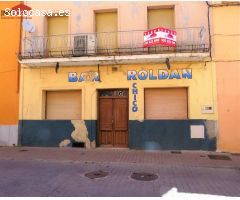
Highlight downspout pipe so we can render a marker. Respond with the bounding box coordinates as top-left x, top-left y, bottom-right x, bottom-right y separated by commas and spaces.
17, 1, 24, 93
206, 1, 212, 60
